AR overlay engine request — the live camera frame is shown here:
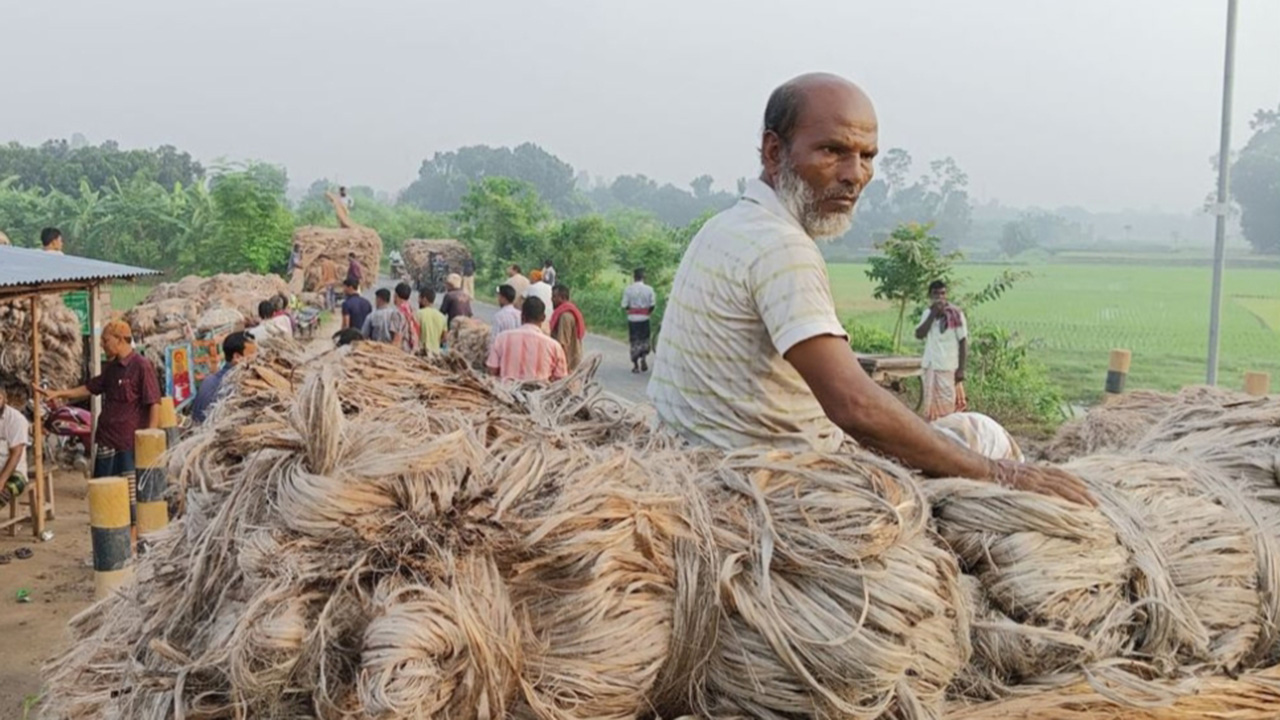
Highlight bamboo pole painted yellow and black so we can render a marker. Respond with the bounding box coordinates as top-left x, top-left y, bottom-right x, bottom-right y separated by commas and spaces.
157, 396, 179, 449
1245, 371, 1271, 397
135, 428, 168, 538
88, 476, 132, 598
1105, 349, 1132, 396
